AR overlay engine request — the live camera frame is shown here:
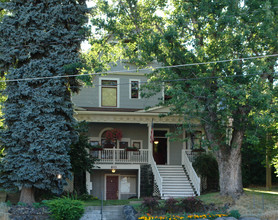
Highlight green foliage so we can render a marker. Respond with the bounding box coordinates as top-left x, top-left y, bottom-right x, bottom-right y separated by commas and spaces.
163, 197, 178, 213
78, 193, 98, 201
69, 121, 97, 195
180, 197, 205, 213
141, 197, 159, 214
17, 202, 27, 207
193, 153, 219, 190
44, 197, 84, 220
241, 145, 266, 186
91, 0, 278, 197
0, 0, 88, 196
228, 210, 241, 219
